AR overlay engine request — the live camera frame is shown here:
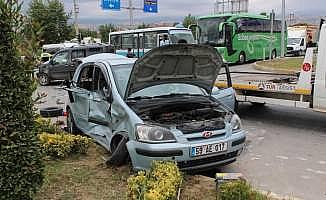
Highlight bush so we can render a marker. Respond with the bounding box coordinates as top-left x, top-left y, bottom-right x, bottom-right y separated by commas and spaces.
128, 161, 183, 200
219, 180, 270, 200
34, 117, 59, 134
0, 1, 44, 199
38, 133, 92, 158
